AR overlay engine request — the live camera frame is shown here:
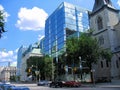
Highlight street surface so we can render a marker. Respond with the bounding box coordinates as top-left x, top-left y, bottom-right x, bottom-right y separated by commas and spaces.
11, 83, 120, 90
